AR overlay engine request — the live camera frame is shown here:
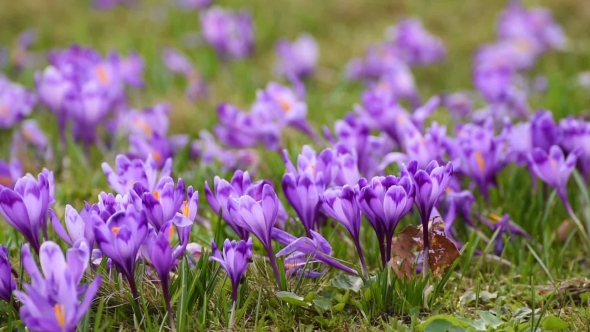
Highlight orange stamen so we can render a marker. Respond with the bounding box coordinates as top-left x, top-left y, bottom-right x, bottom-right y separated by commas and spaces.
112, 227, 120, 235
54, 304, 66, 327
277, 97, 291, 113
182, 200, 190, 217
168, 226, 175, 242
0, 176, 12, 186
153, 191, 161, 201
151, 151, 162, 163
474, 152, 485, 172
132, 118, 153, 136
96, 65, 109, 85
